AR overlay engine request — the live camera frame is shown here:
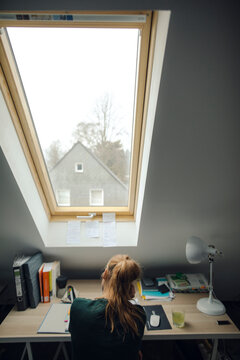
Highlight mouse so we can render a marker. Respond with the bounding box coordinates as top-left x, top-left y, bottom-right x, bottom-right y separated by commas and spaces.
150, 314, 160, 327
